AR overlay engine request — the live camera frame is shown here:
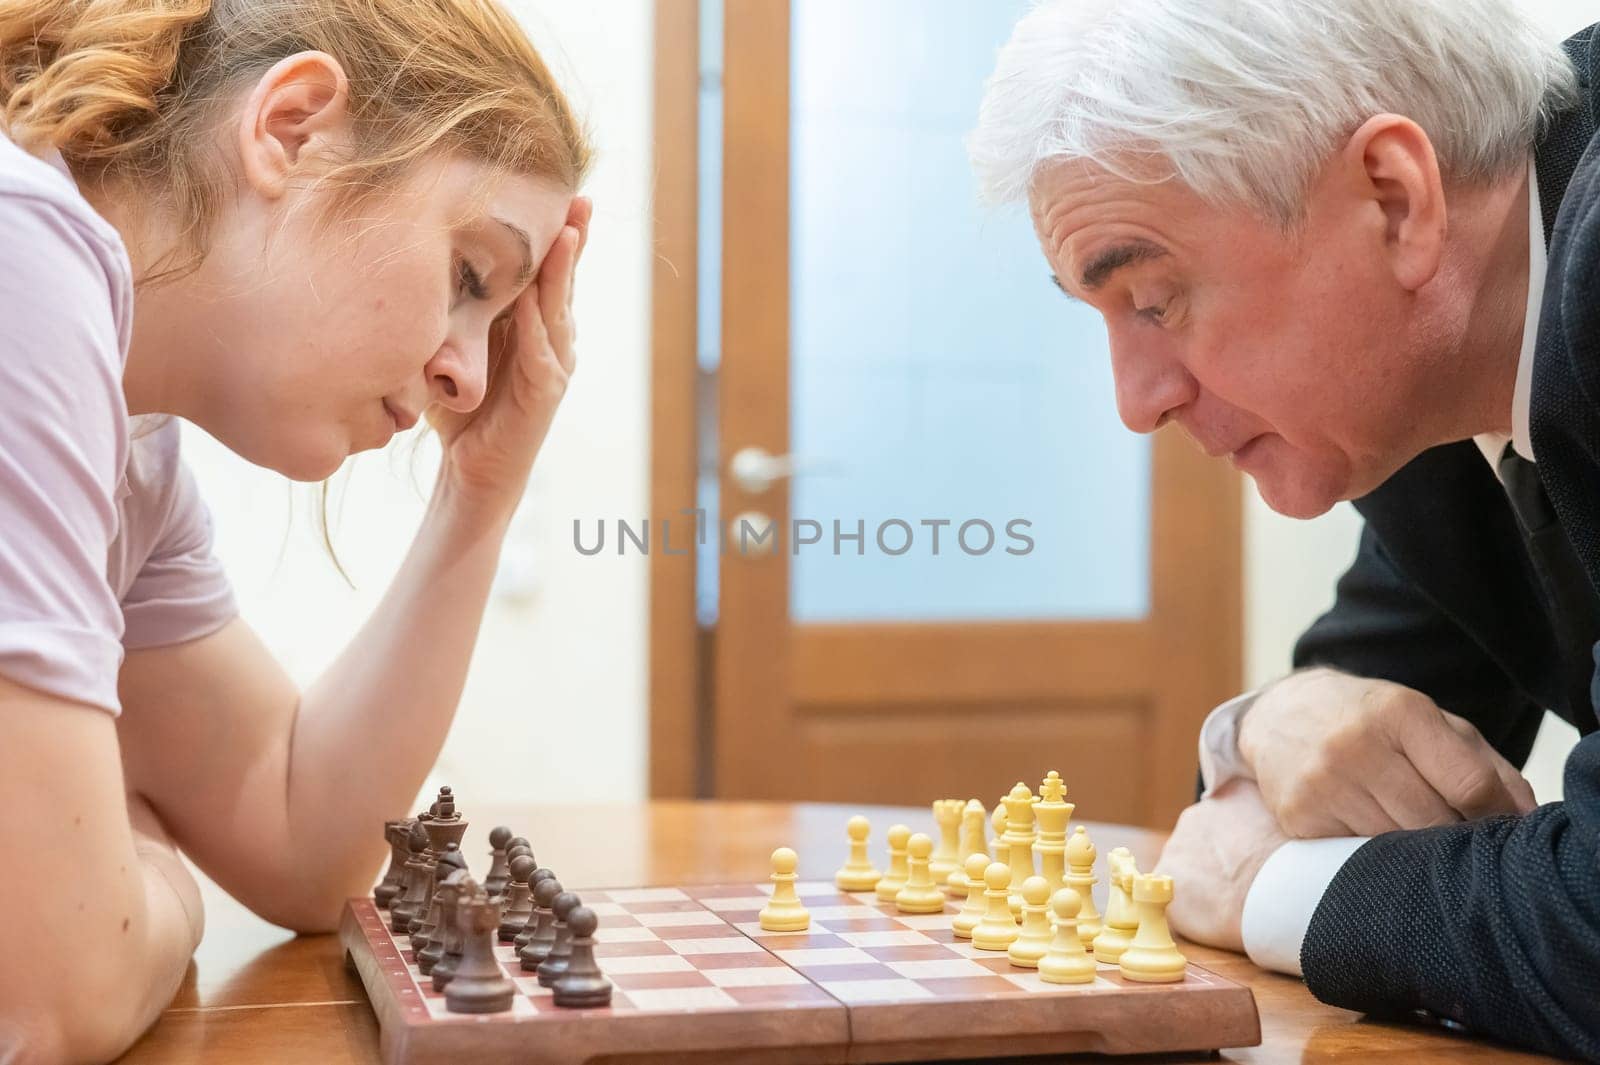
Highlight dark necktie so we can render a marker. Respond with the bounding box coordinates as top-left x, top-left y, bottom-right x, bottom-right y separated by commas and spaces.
1499, 444, 1600, 732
